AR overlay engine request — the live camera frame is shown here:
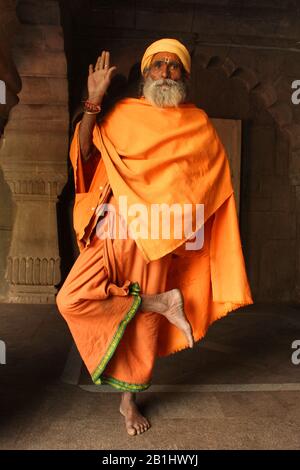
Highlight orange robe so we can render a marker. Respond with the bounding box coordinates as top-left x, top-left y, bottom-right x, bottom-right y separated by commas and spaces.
56, 97, 253, 392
